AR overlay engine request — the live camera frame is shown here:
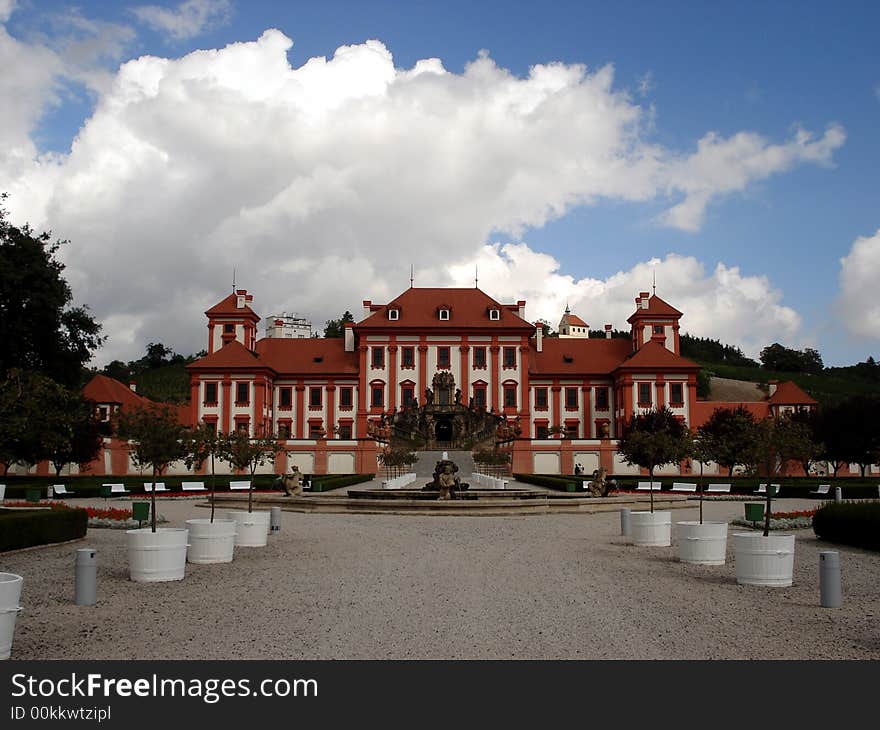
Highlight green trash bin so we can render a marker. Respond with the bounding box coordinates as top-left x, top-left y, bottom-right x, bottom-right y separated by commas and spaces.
131, 502, 150, 526
744, 502, 765, 525
25, 487, 41, 503
99, 485, 112, 500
